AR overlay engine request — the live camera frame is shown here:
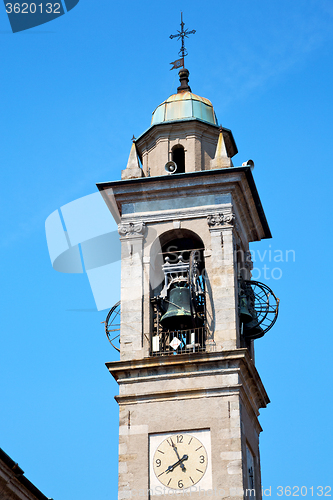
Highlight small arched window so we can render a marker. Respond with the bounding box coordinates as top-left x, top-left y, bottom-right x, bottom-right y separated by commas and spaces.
172, 145, 185, 173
